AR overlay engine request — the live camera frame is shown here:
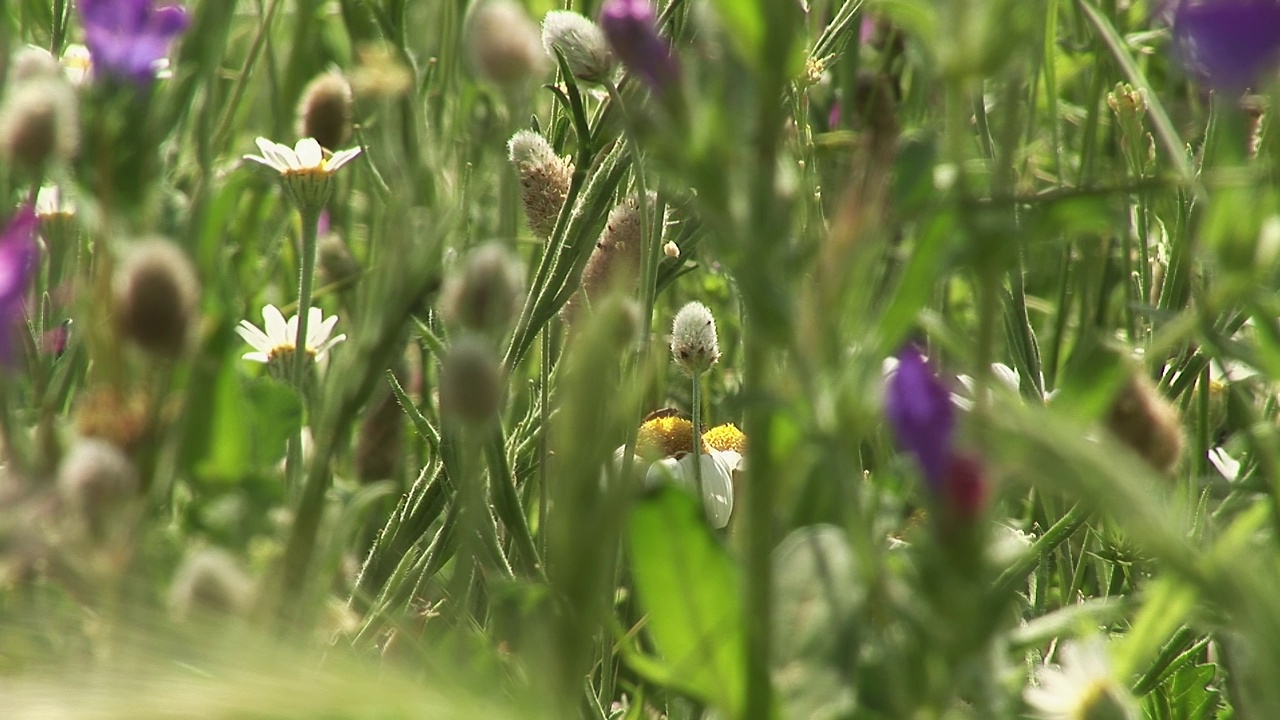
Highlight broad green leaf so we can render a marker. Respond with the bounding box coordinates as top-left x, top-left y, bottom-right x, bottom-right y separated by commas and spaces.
626, 485, 745, 716
193, 356, 250, 481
